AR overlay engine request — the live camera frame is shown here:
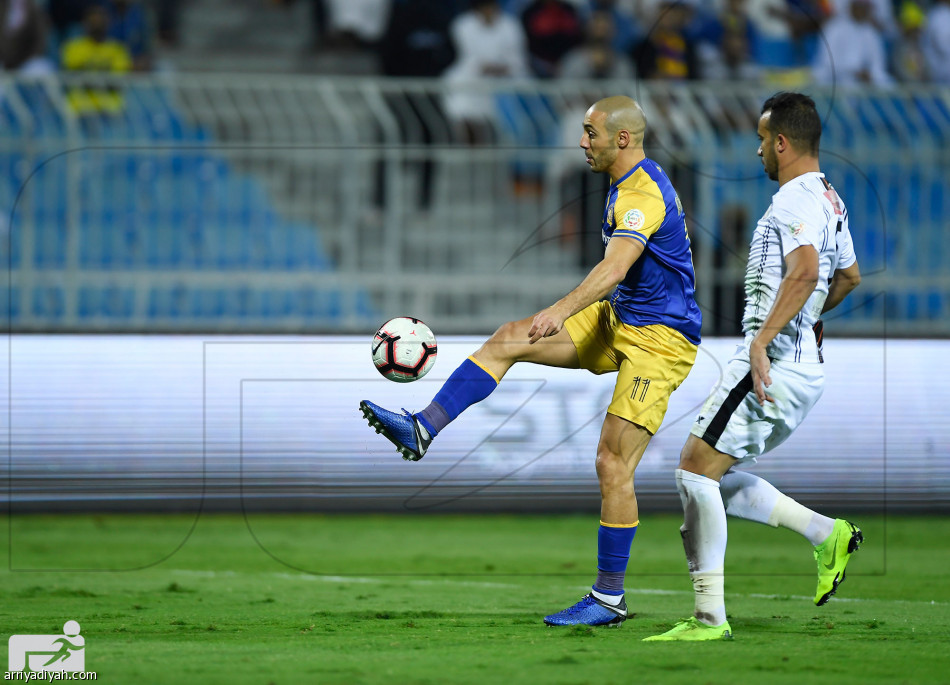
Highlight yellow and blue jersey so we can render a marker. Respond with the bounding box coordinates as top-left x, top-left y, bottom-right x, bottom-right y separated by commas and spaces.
602, 158, 702, 344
